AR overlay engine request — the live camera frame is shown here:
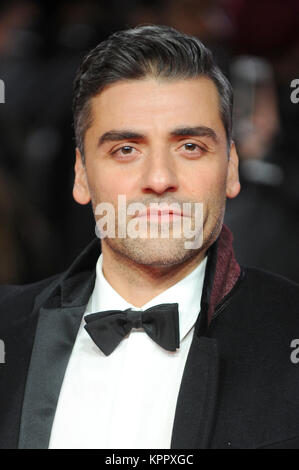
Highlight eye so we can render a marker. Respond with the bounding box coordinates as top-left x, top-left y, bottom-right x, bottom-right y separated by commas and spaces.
179, 142, 206, 157
111, 145, 137, 159
183, 143, 200, 152
115, 146, 134, 155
